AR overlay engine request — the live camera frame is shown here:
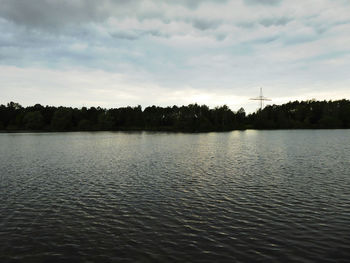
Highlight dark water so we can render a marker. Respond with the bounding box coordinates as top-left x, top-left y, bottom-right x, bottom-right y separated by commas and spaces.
1, 130, 350, 262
